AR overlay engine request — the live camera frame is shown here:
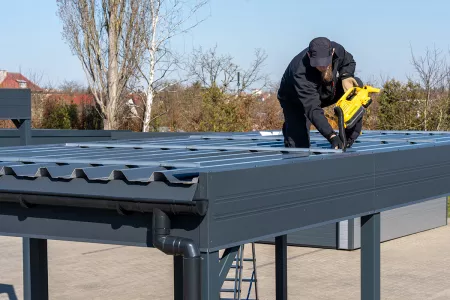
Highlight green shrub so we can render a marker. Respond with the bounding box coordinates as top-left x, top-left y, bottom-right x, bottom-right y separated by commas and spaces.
41, 99, 72, 129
